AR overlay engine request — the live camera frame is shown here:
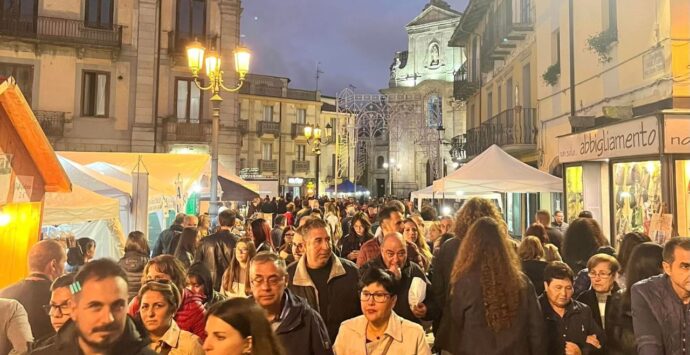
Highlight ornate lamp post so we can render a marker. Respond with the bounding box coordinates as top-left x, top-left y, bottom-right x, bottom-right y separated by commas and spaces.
304, 123, 331, 197
383, 158, 401, 197
186, 40, 251, 222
